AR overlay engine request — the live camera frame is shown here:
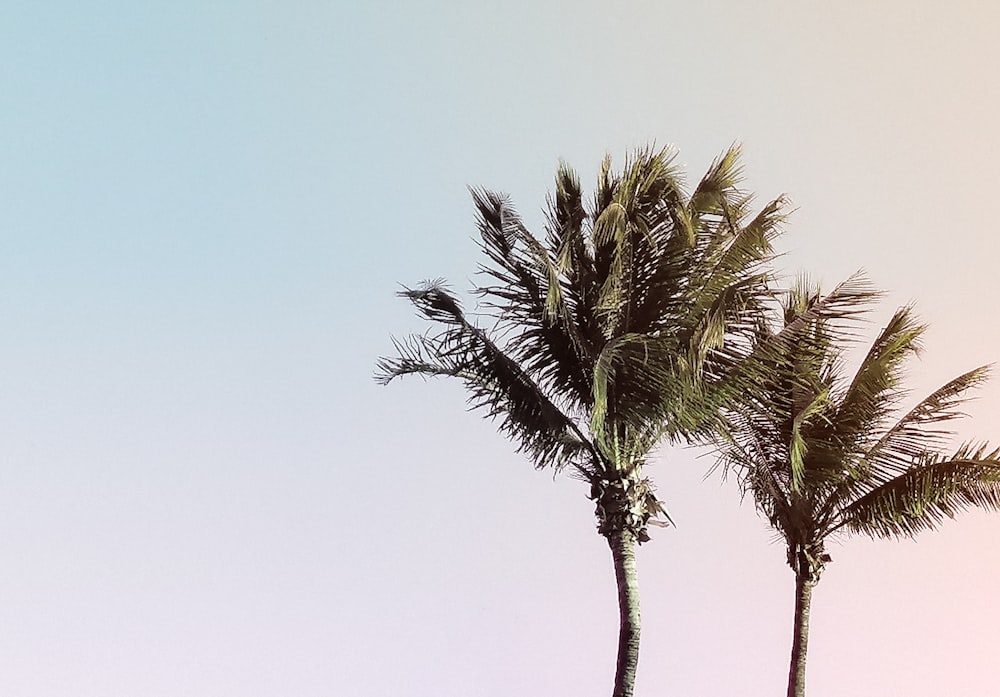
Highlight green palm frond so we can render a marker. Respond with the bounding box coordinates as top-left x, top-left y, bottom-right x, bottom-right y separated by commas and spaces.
593, 201, 633, 338
375, 282, 600, 475
589, 332, 692, 448
472, 188, 596, 408
689, 143, 746, 223
838, 444, 1000, 538
774, 272, 881, 347
591, 147, 688, 340
721, 274, 877, 442
789, 387, 832, 493
688, 197, 786, 322
716, 272, 1000, 582
716, 407, 794, 518
726, 275, 876, 441
544, 161, 588, 257
831, 306, 925, 455
861, 365, 992, 476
